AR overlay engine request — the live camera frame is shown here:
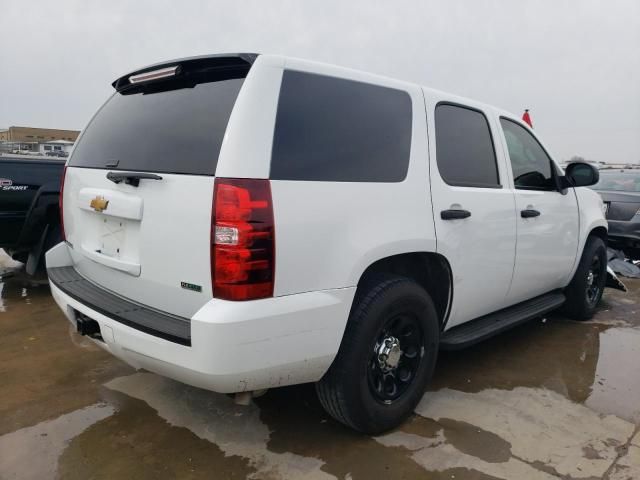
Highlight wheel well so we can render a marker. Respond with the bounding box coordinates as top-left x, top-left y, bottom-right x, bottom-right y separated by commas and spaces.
589, 226, 608, 246
357, 252, 452, 329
